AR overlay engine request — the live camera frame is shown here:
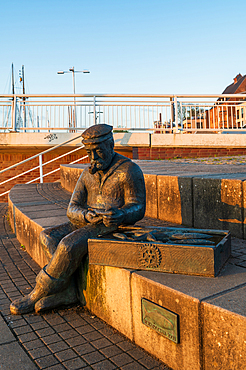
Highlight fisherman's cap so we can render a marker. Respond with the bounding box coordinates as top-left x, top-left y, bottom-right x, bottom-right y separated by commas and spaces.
82, 124, 113, 145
